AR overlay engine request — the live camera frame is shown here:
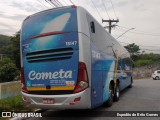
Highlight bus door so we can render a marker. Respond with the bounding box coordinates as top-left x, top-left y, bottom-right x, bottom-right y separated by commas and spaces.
117, 60, 127, 90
